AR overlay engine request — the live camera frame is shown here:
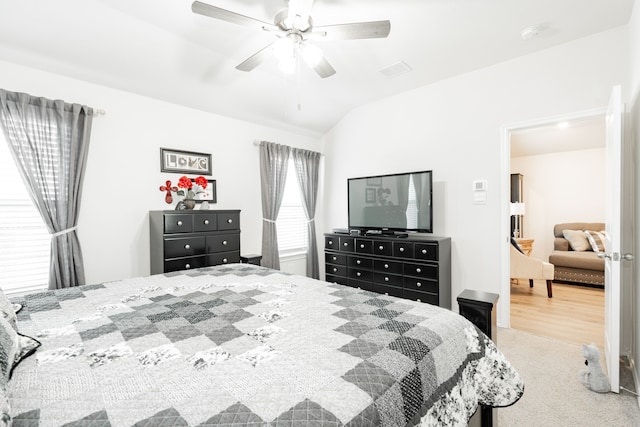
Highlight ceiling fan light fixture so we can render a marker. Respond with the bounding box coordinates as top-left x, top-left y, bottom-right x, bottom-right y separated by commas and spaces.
273, 36, 295, 62
301, 43, 323, 67
279, 56, 297, 74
